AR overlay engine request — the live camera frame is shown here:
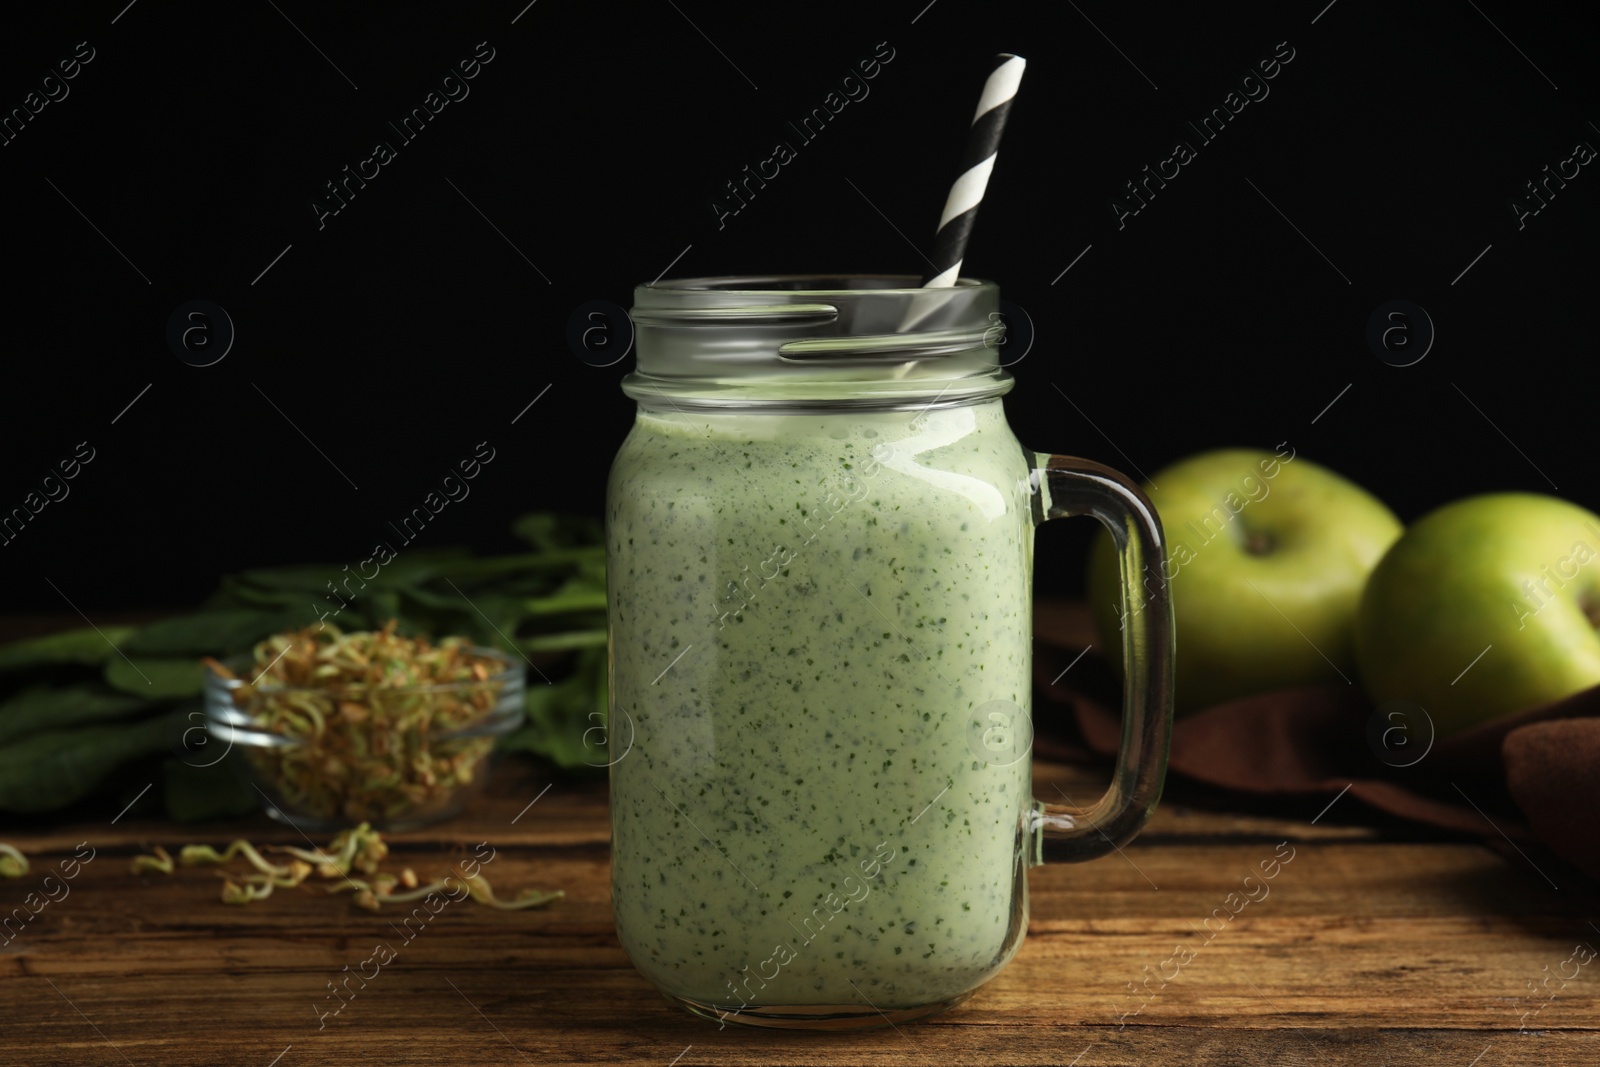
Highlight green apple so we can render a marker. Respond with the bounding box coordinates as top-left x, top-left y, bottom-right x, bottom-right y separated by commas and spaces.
1088, 447, 1403, 711
1355, 493, 1600, 735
